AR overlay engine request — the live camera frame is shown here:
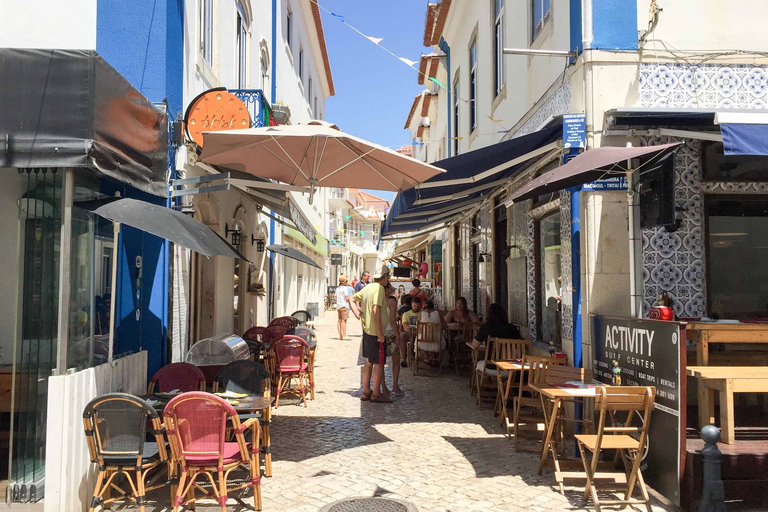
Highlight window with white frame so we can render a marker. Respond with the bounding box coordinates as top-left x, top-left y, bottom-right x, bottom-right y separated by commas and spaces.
493, 0, 504, 95
453, 73, 460, 155
531, 0, 551, 42
286, 6, 292, 48
200, 0, 214, 65
469, 38, 477, 133
299, 47, 304, 82
236, 5, 248, 88
308, 77, 313, 105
